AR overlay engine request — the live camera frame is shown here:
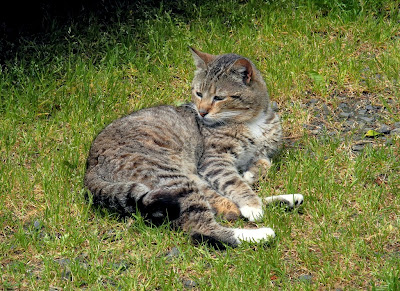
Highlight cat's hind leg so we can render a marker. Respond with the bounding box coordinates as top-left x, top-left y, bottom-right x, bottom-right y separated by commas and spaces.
207, 194, 241, 221
177, 191, 275, 247
190, 174, 241, 221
